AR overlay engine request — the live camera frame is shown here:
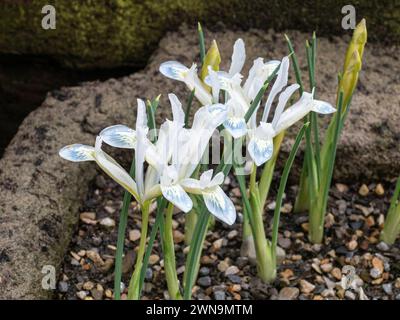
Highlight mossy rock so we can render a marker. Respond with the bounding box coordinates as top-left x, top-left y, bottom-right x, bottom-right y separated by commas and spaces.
1, 0, 399, 69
